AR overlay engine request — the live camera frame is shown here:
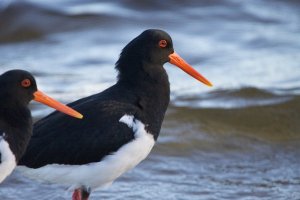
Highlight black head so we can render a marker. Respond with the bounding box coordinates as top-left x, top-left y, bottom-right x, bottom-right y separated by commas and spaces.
116, 29, 175, 81
0, 69, 83, 119
119, 29, 174, 65
131, 29, 174, 64
0, 69, 38, 106
116, 29, 213, 86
